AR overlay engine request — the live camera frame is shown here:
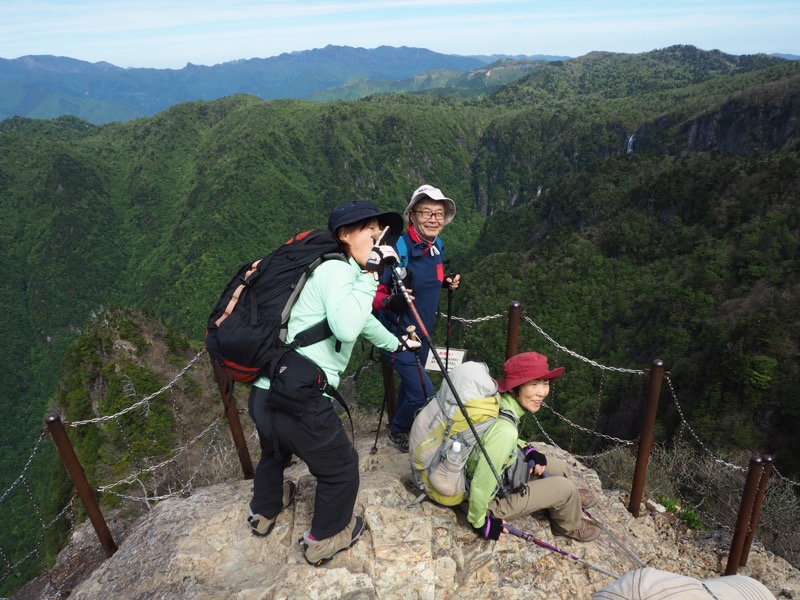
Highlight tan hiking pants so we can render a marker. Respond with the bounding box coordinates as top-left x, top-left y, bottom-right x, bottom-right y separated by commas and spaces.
487, 456, 582, 532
